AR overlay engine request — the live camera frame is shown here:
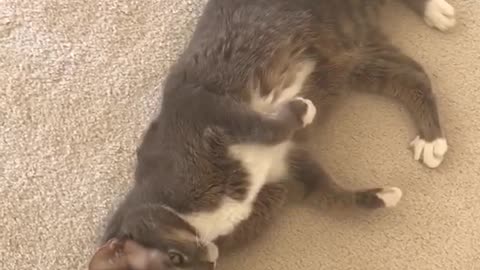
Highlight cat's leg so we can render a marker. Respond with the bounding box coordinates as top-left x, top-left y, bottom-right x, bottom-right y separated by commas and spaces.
289, 148, 403, 208
214, 183, 287, 252
176, 83, 316, 145
223, 97, 317, 145
400, 0, 456, 31
349, 46, 448, 168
